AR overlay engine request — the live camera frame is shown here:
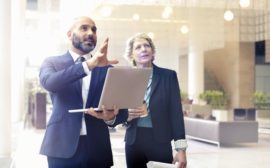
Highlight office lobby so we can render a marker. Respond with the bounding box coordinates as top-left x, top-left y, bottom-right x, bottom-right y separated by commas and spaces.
1, 0, 270, 168
1, 124, 270, 168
